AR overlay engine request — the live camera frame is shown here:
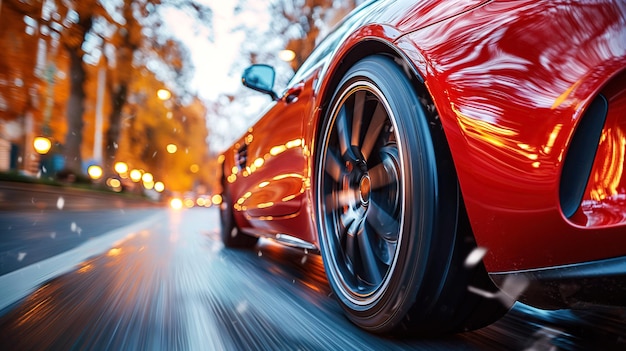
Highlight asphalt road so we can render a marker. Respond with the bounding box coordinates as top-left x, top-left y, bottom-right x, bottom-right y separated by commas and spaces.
0, 208, 159, 275
0, 207, 625, 350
